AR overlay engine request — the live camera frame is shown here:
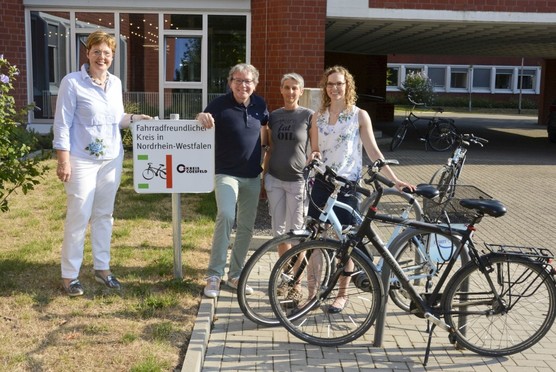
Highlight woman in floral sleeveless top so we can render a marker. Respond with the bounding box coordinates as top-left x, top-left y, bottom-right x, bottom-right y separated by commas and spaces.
307, 65, 415, 312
